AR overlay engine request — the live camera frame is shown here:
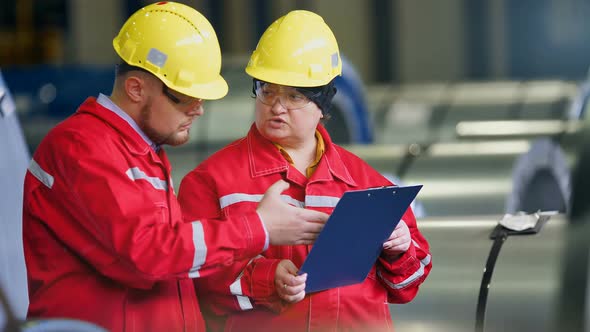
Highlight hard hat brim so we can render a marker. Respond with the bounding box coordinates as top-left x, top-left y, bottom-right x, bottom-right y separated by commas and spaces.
246, 66, 339, 88
171, 75, 229, 100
